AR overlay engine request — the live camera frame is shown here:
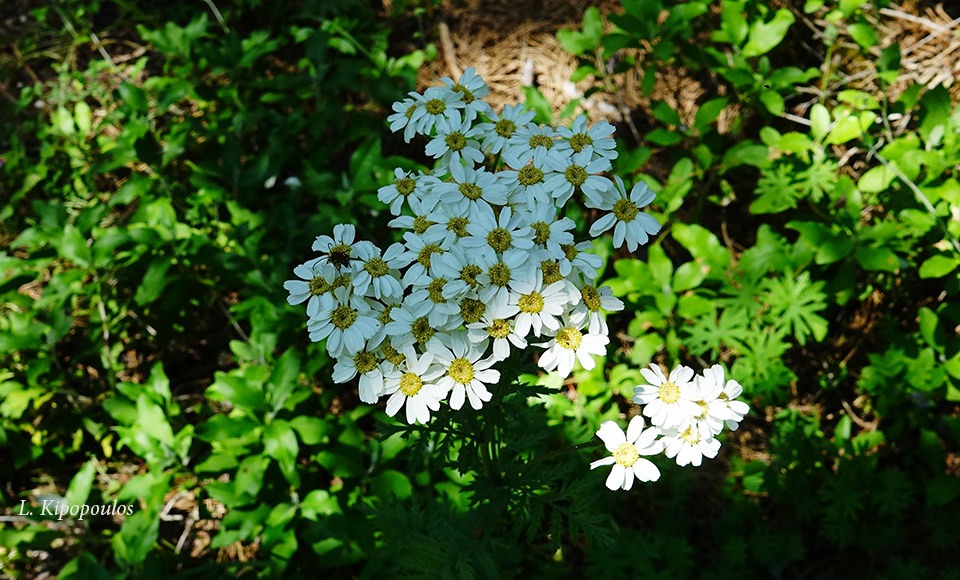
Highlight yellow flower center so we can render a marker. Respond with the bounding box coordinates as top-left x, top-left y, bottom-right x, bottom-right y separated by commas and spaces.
555, 327, 582, 350
696, 400, 709, 419
658, 381, 680, 404
540, 260, 562, 284
612, 442, 639, 467
425, 98, 446, 115
330, 305, 358, 330
460, 264, 482, 287
561, 244, 578, 261
448, 358, 475, 384
564, 164, 587, 186
395, 177, 416, 196
412, 215, 432, 234
528, 134, 553, 149
451, 83, 475, 103
569, 132, 593, 152
445, 132, 466, 151
382, 344, 405, 366
447, 216, 470, 237
309, 276, 330, 296
399, 372, 423, 396
487, 227, 513, 252
417, 244, 443, 267
411, 317, 434, 344
612, 198, 640, 222
378, 305, 394, 325
488, 318, 511, 339
494, 118, 516, 137
459, 182, 483, 200
518, 291, 544, 314
427, 278, 447, 303
353, 351, 378, 374
518, 165, 544, 186
364, 257, 388, 277
531, 221, 551, 245
329, 243, 352, 268
487, 262, 511, 287
581, 286, 601, 311
460, 298, 485, 324
680, 426, 700, 445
